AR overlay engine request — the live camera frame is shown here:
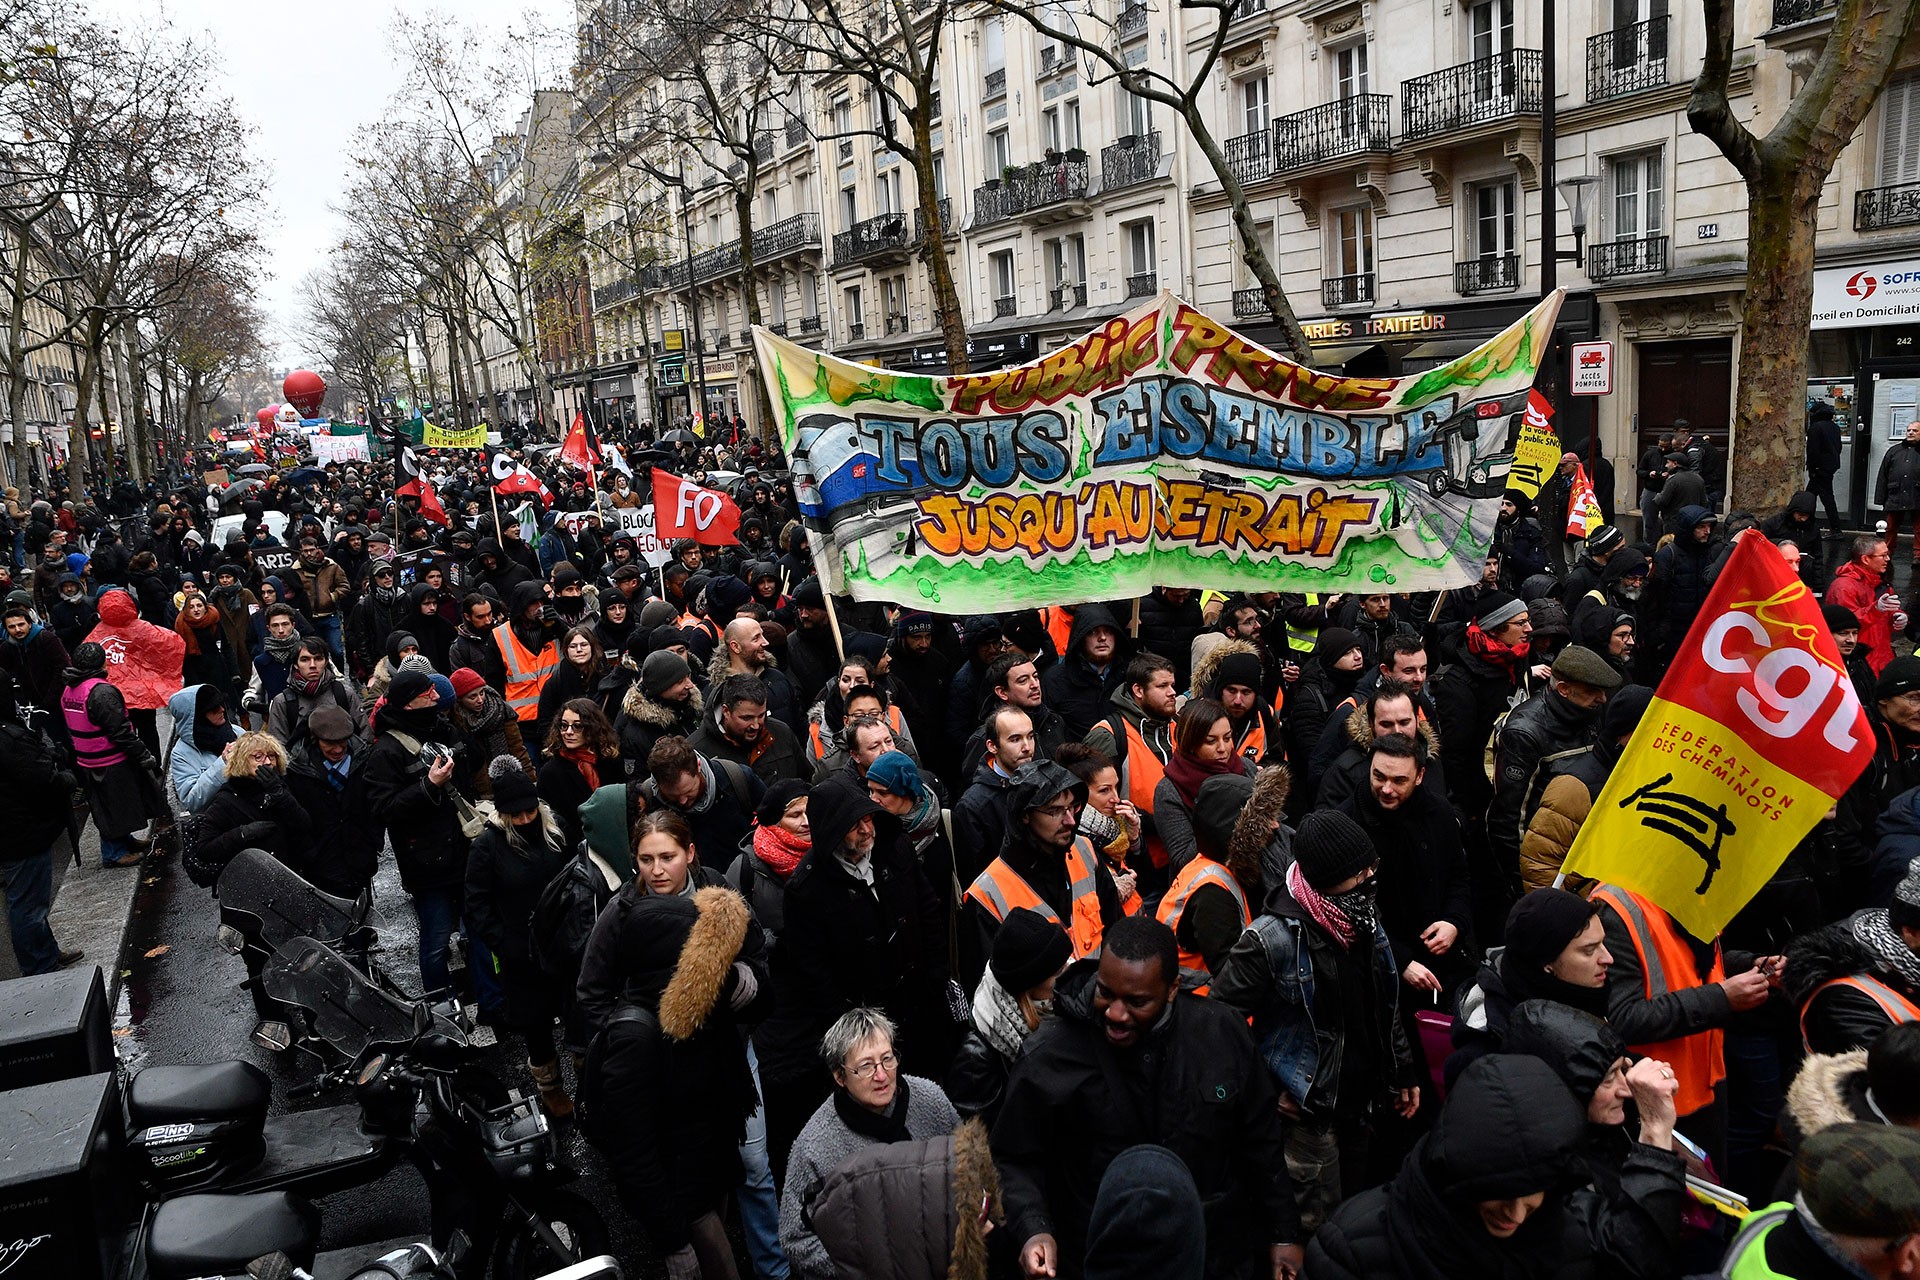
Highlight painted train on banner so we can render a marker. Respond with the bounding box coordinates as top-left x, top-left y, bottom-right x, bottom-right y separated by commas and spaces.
755, 290, 1564, 612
